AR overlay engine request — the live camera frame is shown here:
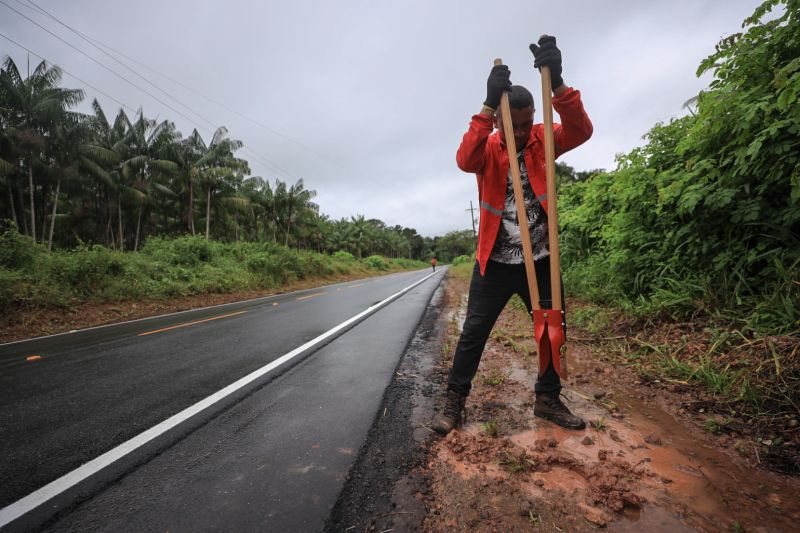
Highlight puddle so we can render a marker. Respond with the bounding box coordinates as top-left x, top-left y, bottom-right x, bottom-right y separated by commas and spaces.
614, 505, 698, 532
424, 279, 800, 532
562, 347, 800, 532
